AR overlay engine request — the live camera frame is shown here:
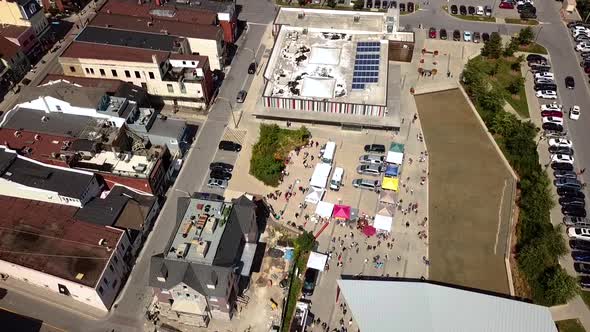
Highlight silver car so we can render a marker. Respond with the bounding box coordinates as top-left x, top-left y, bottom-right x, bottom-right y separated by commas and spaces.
358, 154, 385, 165
207, 178, 228, 189
352, 178, 381, 191
356, 164, 384, 176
